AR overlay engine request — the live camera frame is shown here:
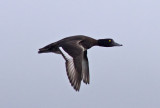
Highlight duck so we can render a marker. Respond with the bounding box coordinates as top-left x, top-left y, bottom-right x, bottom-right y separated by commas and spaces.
38, 35, 122, 91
